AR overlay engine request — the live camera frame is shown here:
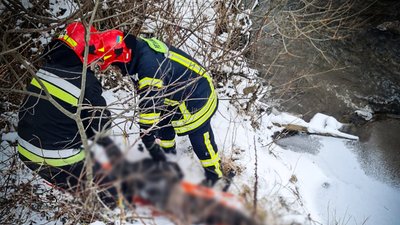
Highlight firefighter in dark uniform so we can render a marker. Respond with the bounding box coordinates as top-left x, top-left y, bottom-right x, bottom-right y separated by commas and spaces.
95, 31, 223, 186
17, 22, 129, 204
